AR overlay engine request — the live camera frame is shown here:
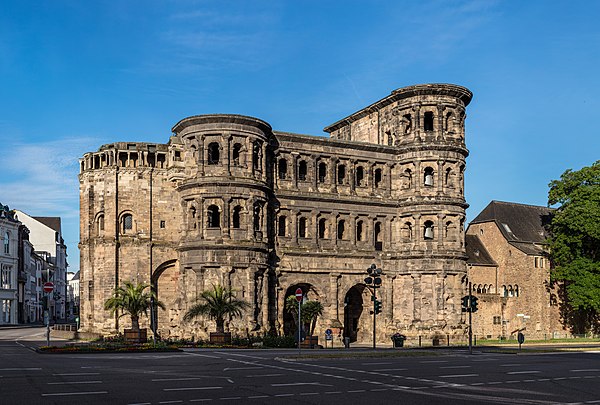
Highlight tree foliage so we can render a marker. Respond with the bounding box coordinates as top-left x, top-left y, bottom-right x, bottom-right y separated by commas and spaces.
284, 295, 324, 336
104, 281, 164, 331
183, 284, 249, 333
548, 160, 600, 332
